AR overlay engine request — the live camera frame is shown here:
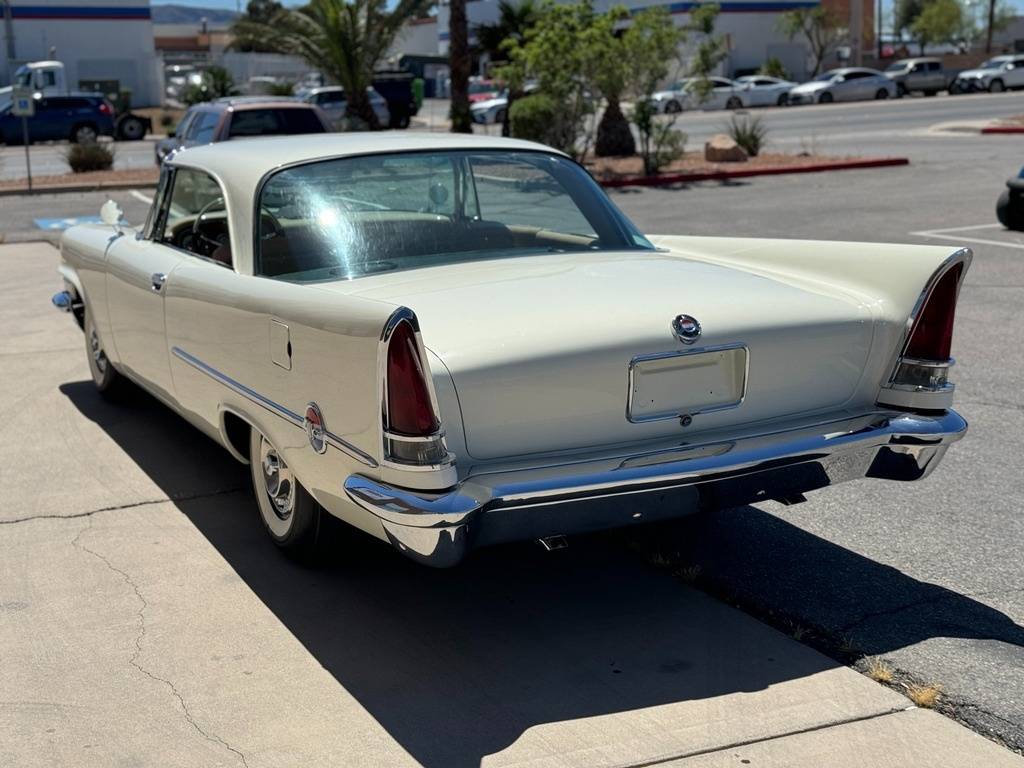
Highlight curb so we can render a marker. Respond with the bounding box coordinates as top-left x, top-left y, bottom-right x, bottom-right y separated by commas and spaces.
980, 126, 1024, 134
597, 157, 910, 188
0, 180, 158, 198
